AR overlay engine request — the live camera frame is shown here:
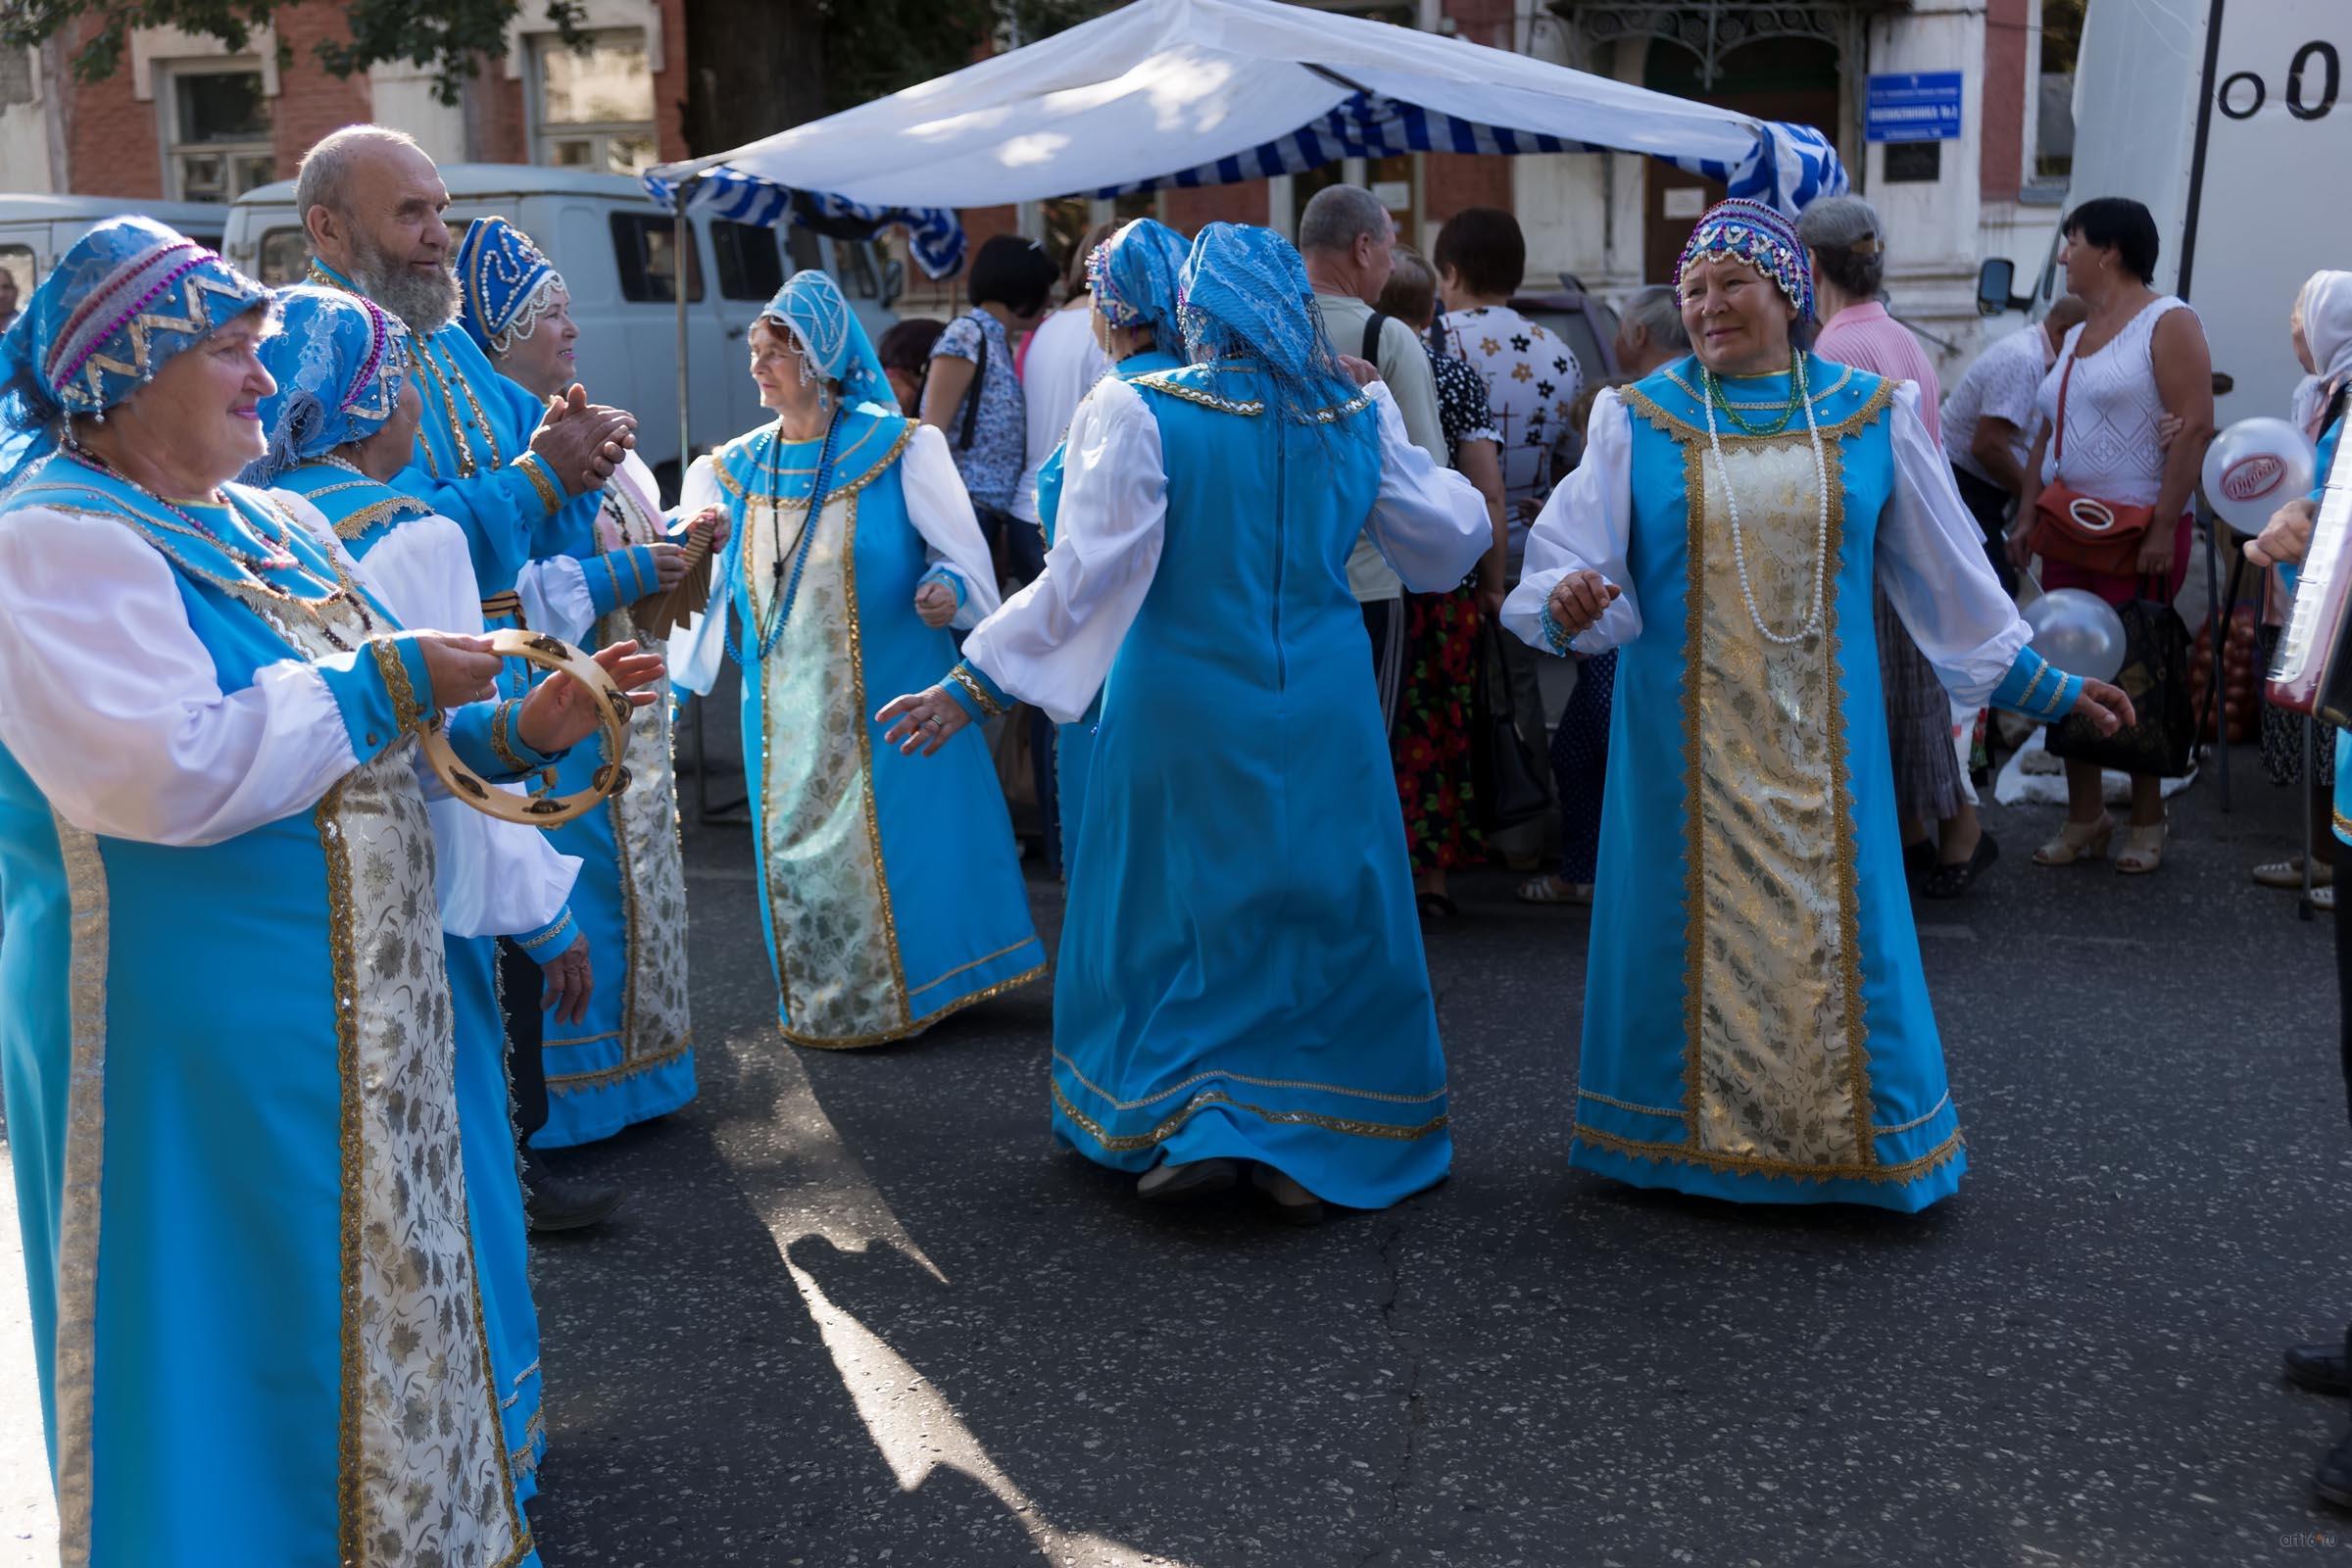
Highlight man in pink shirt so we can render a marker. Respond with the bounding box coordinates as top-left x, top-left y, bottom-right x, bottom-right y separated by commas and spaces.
1799, 196, 1992, 898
